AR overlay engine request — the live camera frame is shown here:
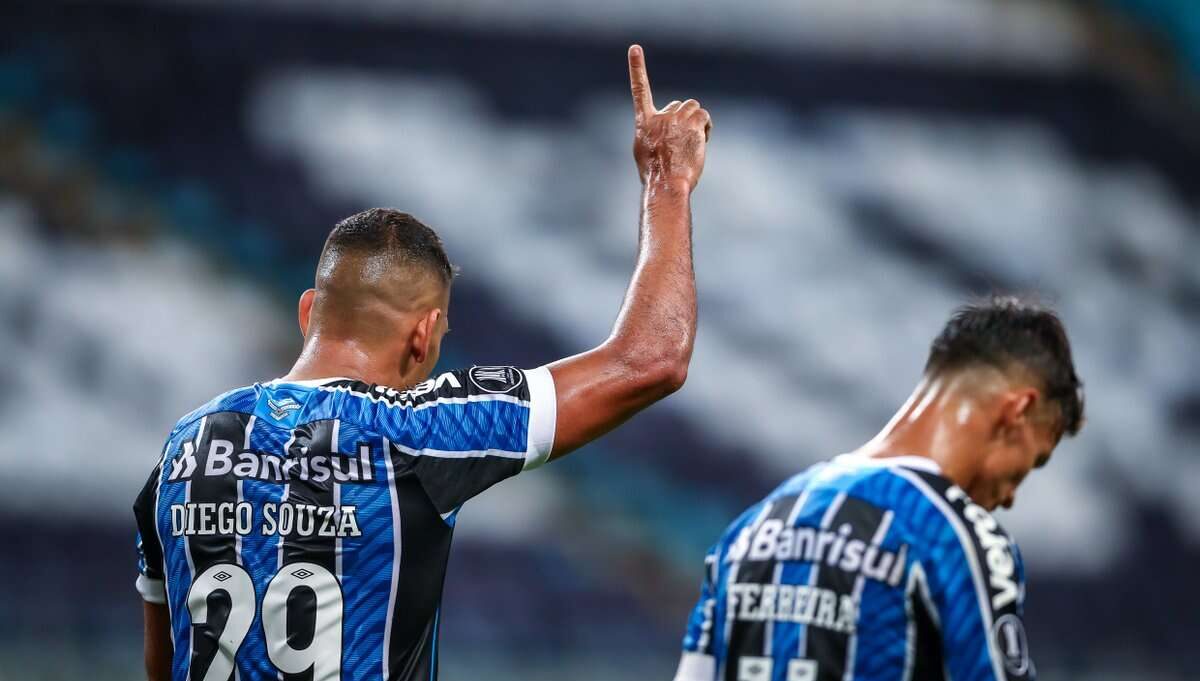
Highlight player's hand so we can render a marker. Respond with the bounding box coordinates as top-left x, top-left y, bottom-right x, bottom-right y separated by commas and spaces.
628, 44, 711, 190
